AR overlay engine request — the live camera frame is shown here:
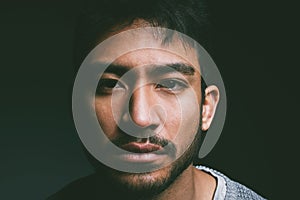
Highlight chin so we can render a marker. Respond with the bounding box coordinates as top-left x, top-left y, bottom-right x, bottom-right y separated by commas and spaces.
110, 164, 174, 194
101, 148, 195, 197
89, 130, 202, 197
